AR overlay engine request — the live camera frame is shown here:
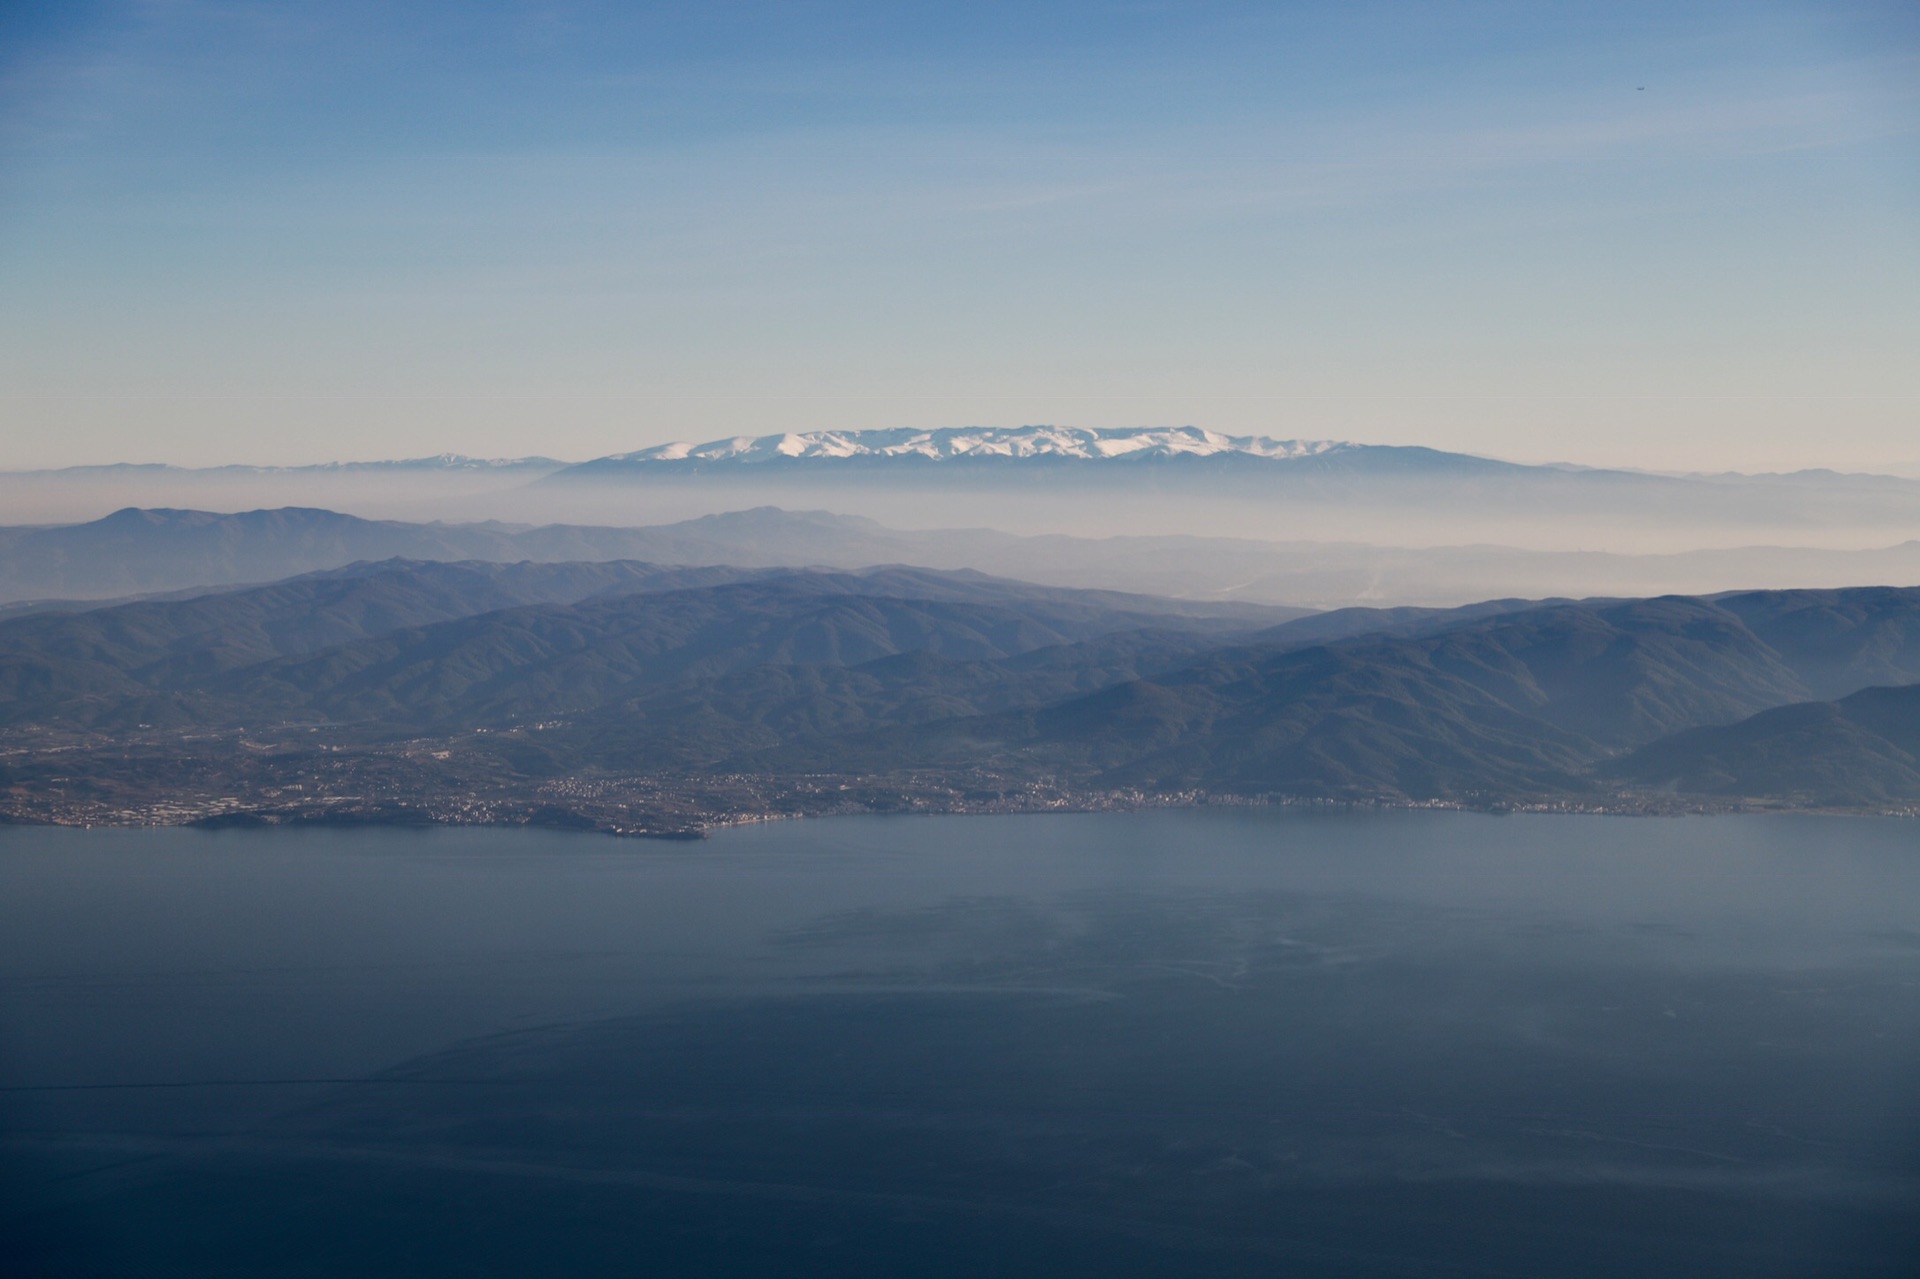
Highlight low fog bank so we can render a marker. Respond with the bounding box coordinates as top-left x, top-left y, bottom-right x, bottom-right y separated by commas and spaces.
3, 505, 1916, 611
529, 462, 1920, 554
0, 467, 559, 529
7, 462, 1920, 554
